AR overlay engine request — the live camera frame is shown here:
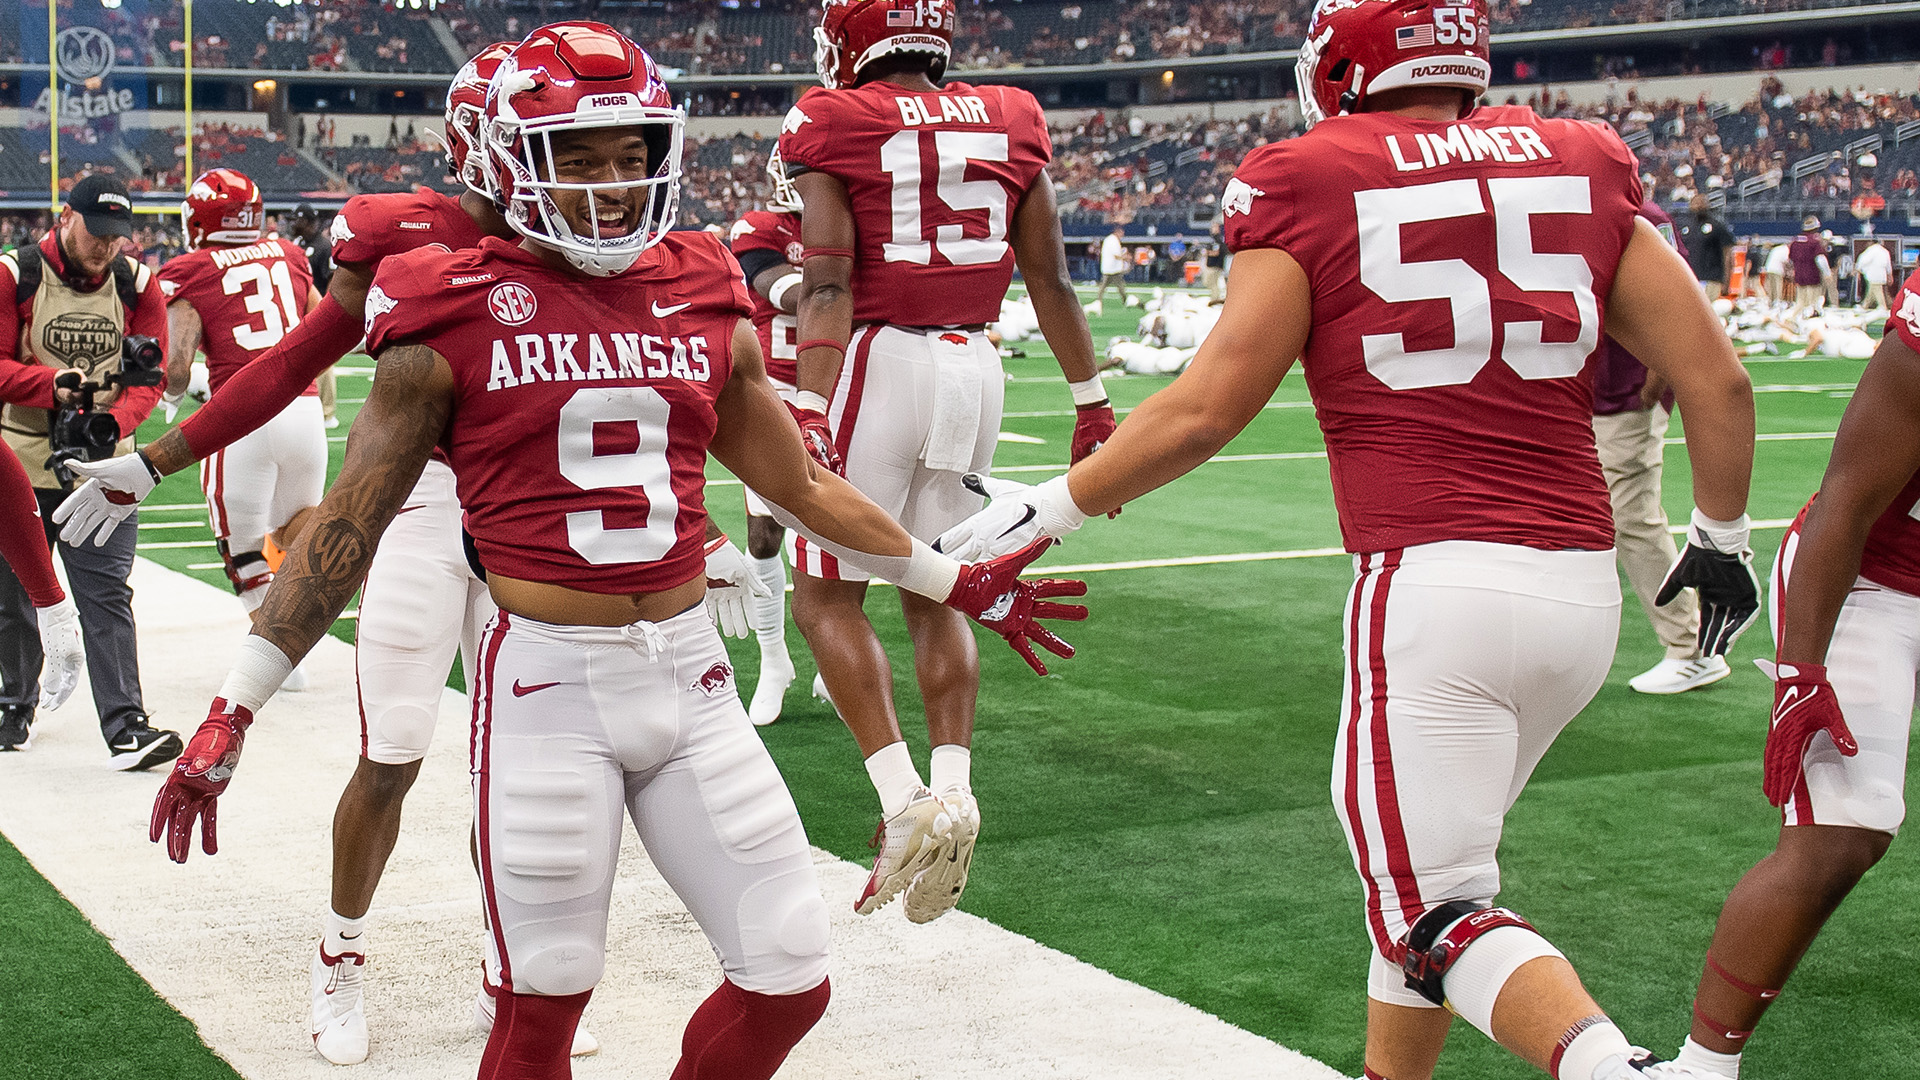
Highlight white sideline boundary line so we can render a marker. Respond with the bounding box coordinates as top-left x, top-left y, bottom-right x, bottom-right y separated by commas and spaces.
0, 560, 1344, 1080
